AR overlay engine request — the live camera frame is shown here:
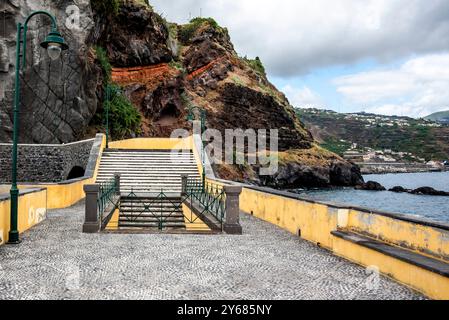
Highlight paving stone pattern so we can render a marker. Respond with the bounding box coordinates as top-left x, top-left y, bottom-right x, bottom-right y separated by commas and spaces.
0, 201, 425, 300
